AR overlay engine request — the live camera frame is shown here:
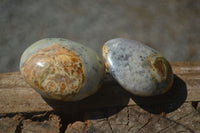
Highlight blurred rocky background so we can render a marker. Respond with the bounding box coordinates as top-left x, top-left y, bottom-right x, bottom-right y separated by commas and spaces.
0, 0, 199, 72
